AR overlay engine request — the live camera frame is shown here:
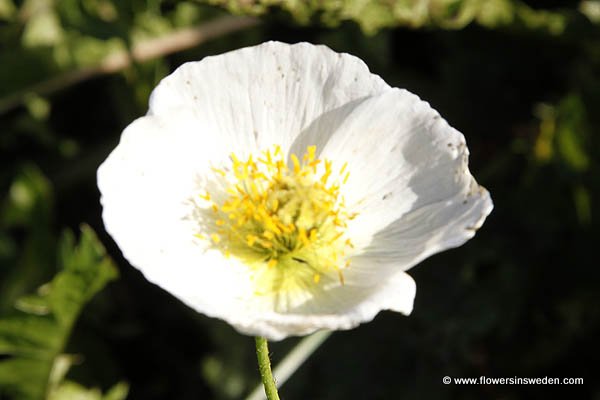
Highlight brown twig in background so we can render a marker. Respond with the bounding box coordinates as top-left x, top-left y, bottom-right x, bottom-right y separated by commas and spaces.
0, 16, 260, 115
